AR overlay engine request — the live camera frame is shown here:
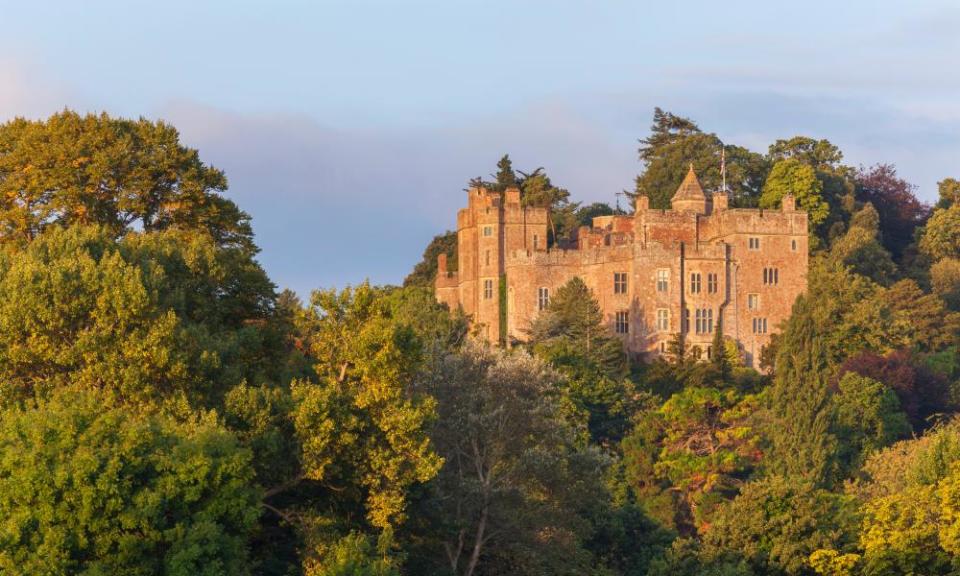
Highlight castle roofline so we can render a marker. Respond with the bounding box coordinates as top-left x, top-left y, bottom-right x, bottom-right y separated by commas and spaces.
672, 165, 706, 203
